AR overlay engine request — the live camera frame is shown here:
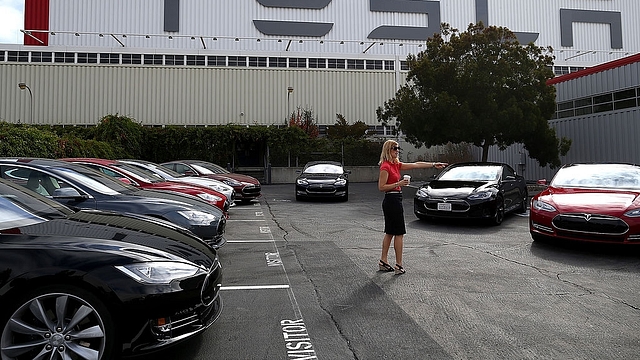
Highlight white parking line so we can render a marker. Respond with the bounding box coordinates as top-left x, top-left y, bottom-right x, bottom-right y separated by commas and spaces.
221, 285, 290, 290
226, 239, 274, 243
